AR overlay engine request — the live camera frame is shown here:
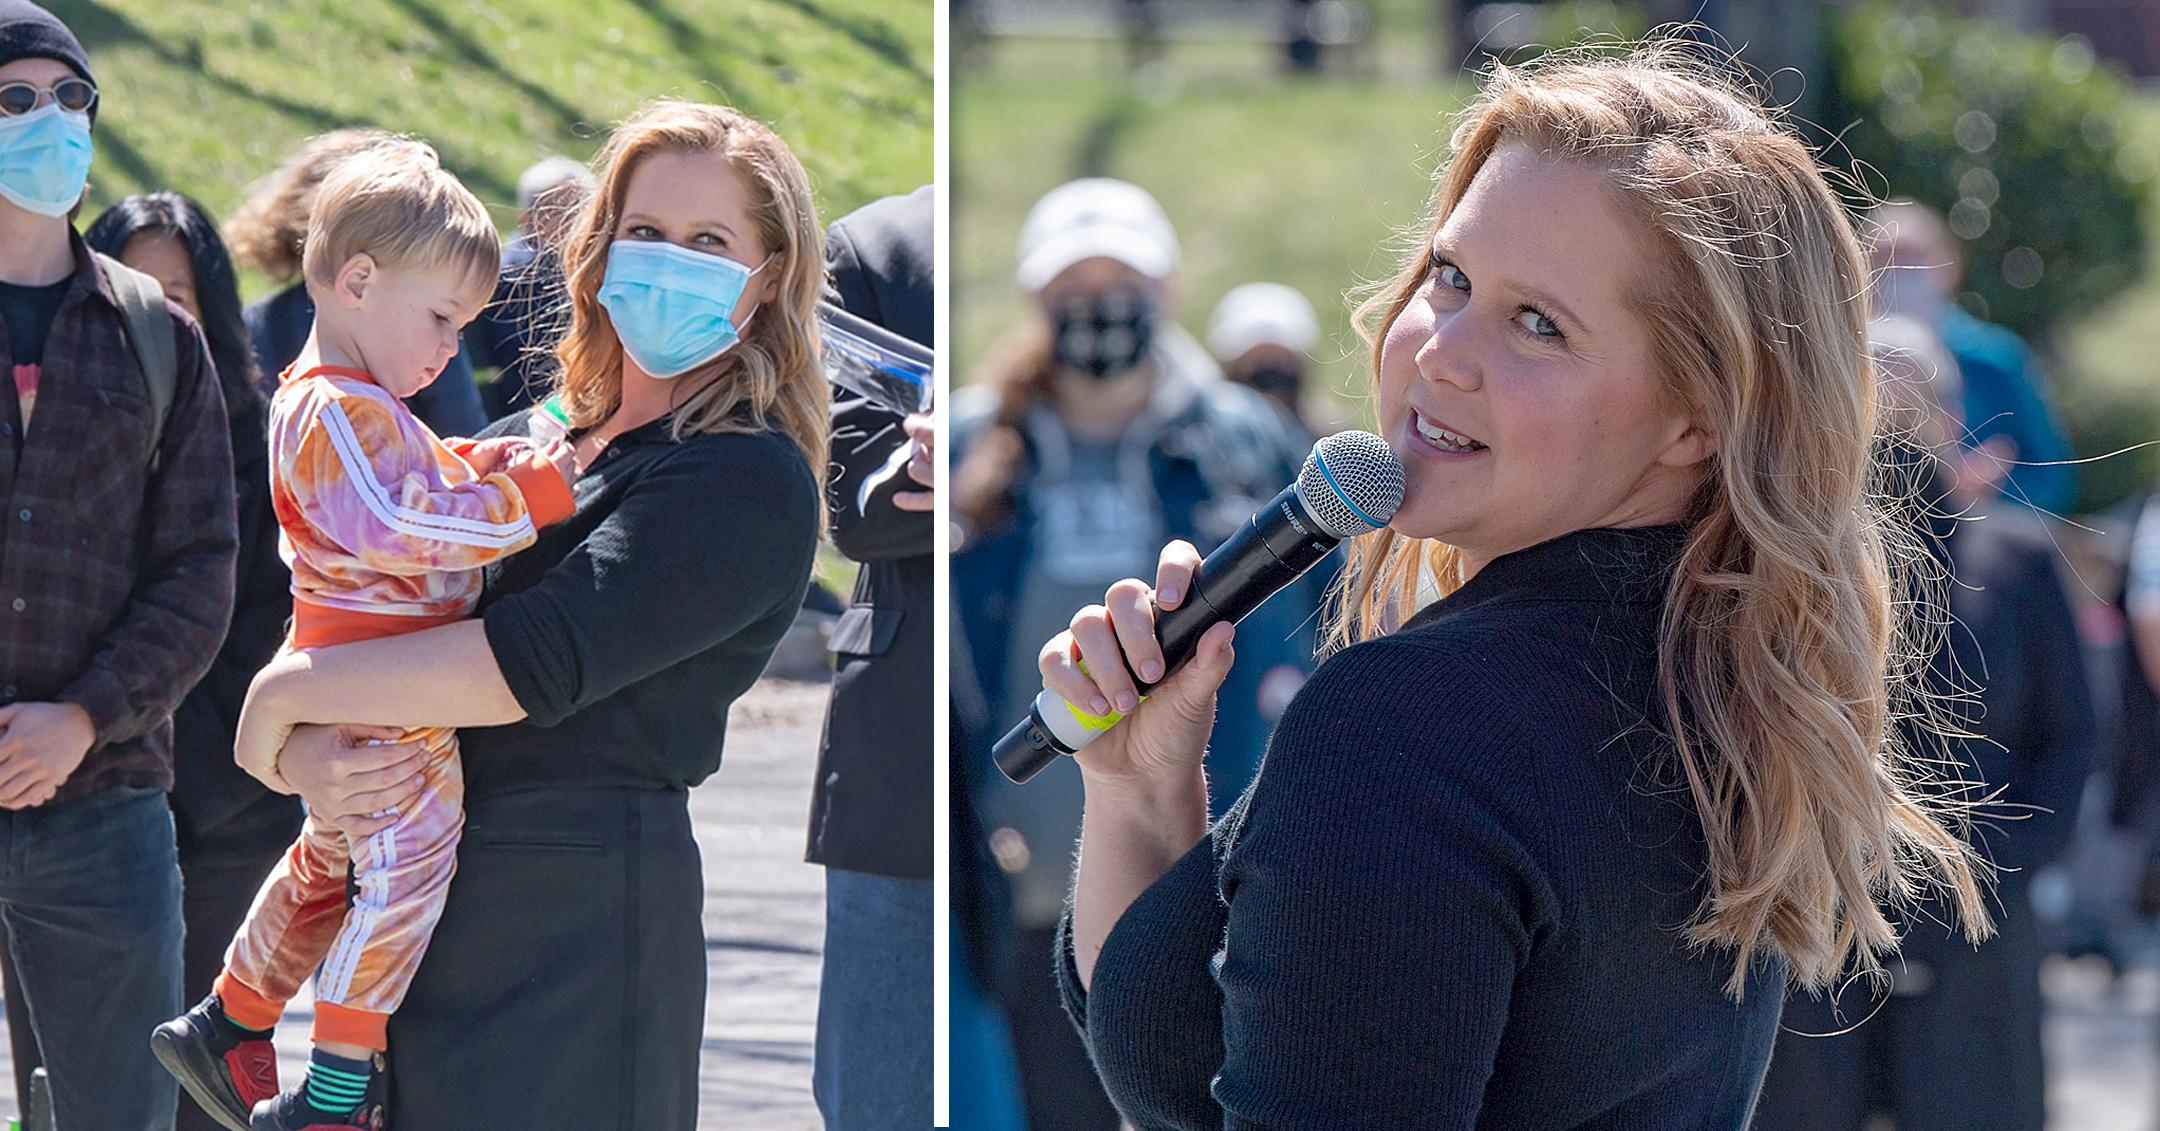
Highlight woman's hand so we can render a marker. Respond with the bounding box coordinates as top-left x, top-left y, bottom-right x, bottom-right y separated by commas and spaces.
1037, 539, 1235, 787
277, 724, 432, 838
